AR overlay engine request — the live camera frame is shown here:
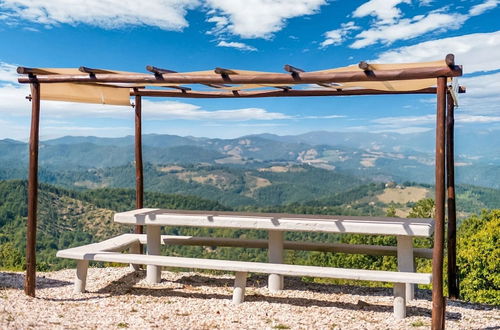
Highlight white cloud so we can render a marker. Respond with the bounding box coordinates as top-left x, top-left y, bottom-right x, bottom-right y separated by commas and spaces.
469, 0, 499, 16
320, 22, 359, 48
371, 126, 433, 134
0, 62, 20, 84
350, 11, 466, 49
373, 114, 435, 126
456, 114, 500, 123
302, 115, 346, 119
0, 118, 29, 140
216, 41, 257, 51
457, 72, 500, 115
205, 0, 326, 38
365, 112, 500, 134
141, 100, 290, 121
353, 0, 411, 24
322, 0, 499, 49
373, 30, 500, 74
0, 0, 199, 30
